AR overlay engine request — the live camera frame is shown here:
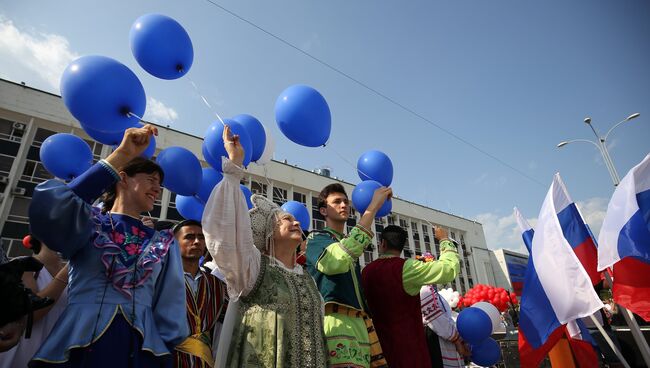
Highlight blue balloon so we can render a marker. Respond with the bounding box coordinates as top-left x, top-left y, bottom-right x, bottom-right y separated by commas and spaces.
275, 85, 331, 147
39, 133, 93, 180
156, 146, 202, 195
281, 201, 311, 231
357, 150, 393, 186
82, 123, 130, 145
130, 14, 193, 79
240, 185, 253, 210
457, 307, 492, 344
232, 114, 266, 162
204, 120, 253, 171
202, 140, 215, 164
351, 180, 392, 218
198, 168, 223, 204
471, 337, 501, 367
175, 194, 204, 221
60, 55, 145, 133
141, 135, 157, 159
